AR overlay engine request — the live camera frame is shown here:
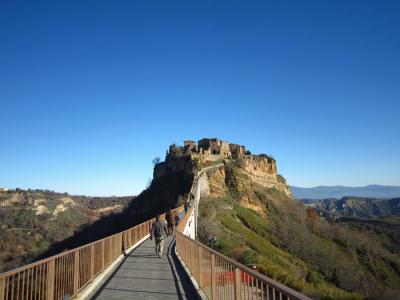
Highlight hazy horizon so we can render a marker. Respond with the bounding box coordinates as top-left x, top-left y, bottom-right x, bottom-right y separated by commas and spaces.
2, 182, 400, 198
